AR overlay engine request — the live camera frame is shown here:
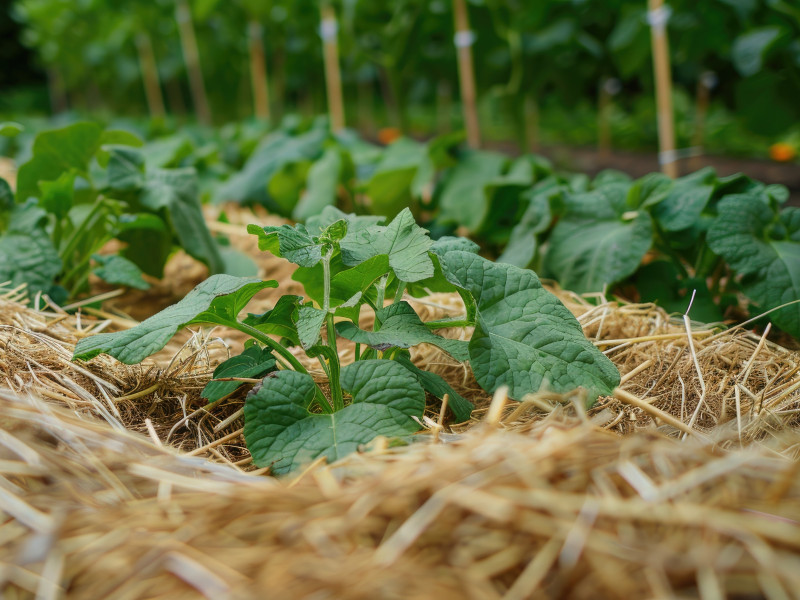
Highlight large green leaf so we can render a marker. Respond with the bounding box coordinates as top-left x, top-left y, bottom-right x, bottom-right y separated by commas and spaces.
393, 354, 473, 423
243, 295, 302, 345
216, 128, 327, 208
292, 146, 344, 221
366, 138, 425, 217
337, 301, 469, 361
243, 360, 424, 474
437, 151, 508, 232
0, 232, 62, 297
544, 189, 653, 293
732, 27, 783, 77
440, 251, 620, 402
141, 168, 225, 274
92, 254, 150, 290
73, 275, 276, 364
16, 122, 103, 202
248, 223, 323, 268
340, 208, 433, 282
708, 197, 800, 337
